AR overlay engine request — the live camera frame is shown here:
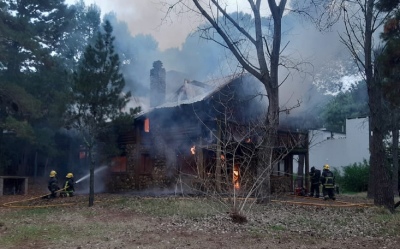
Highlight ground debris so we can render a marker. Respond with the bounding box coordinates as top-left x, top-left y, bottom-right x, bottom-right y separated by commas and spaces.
1, 192, 399, 249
